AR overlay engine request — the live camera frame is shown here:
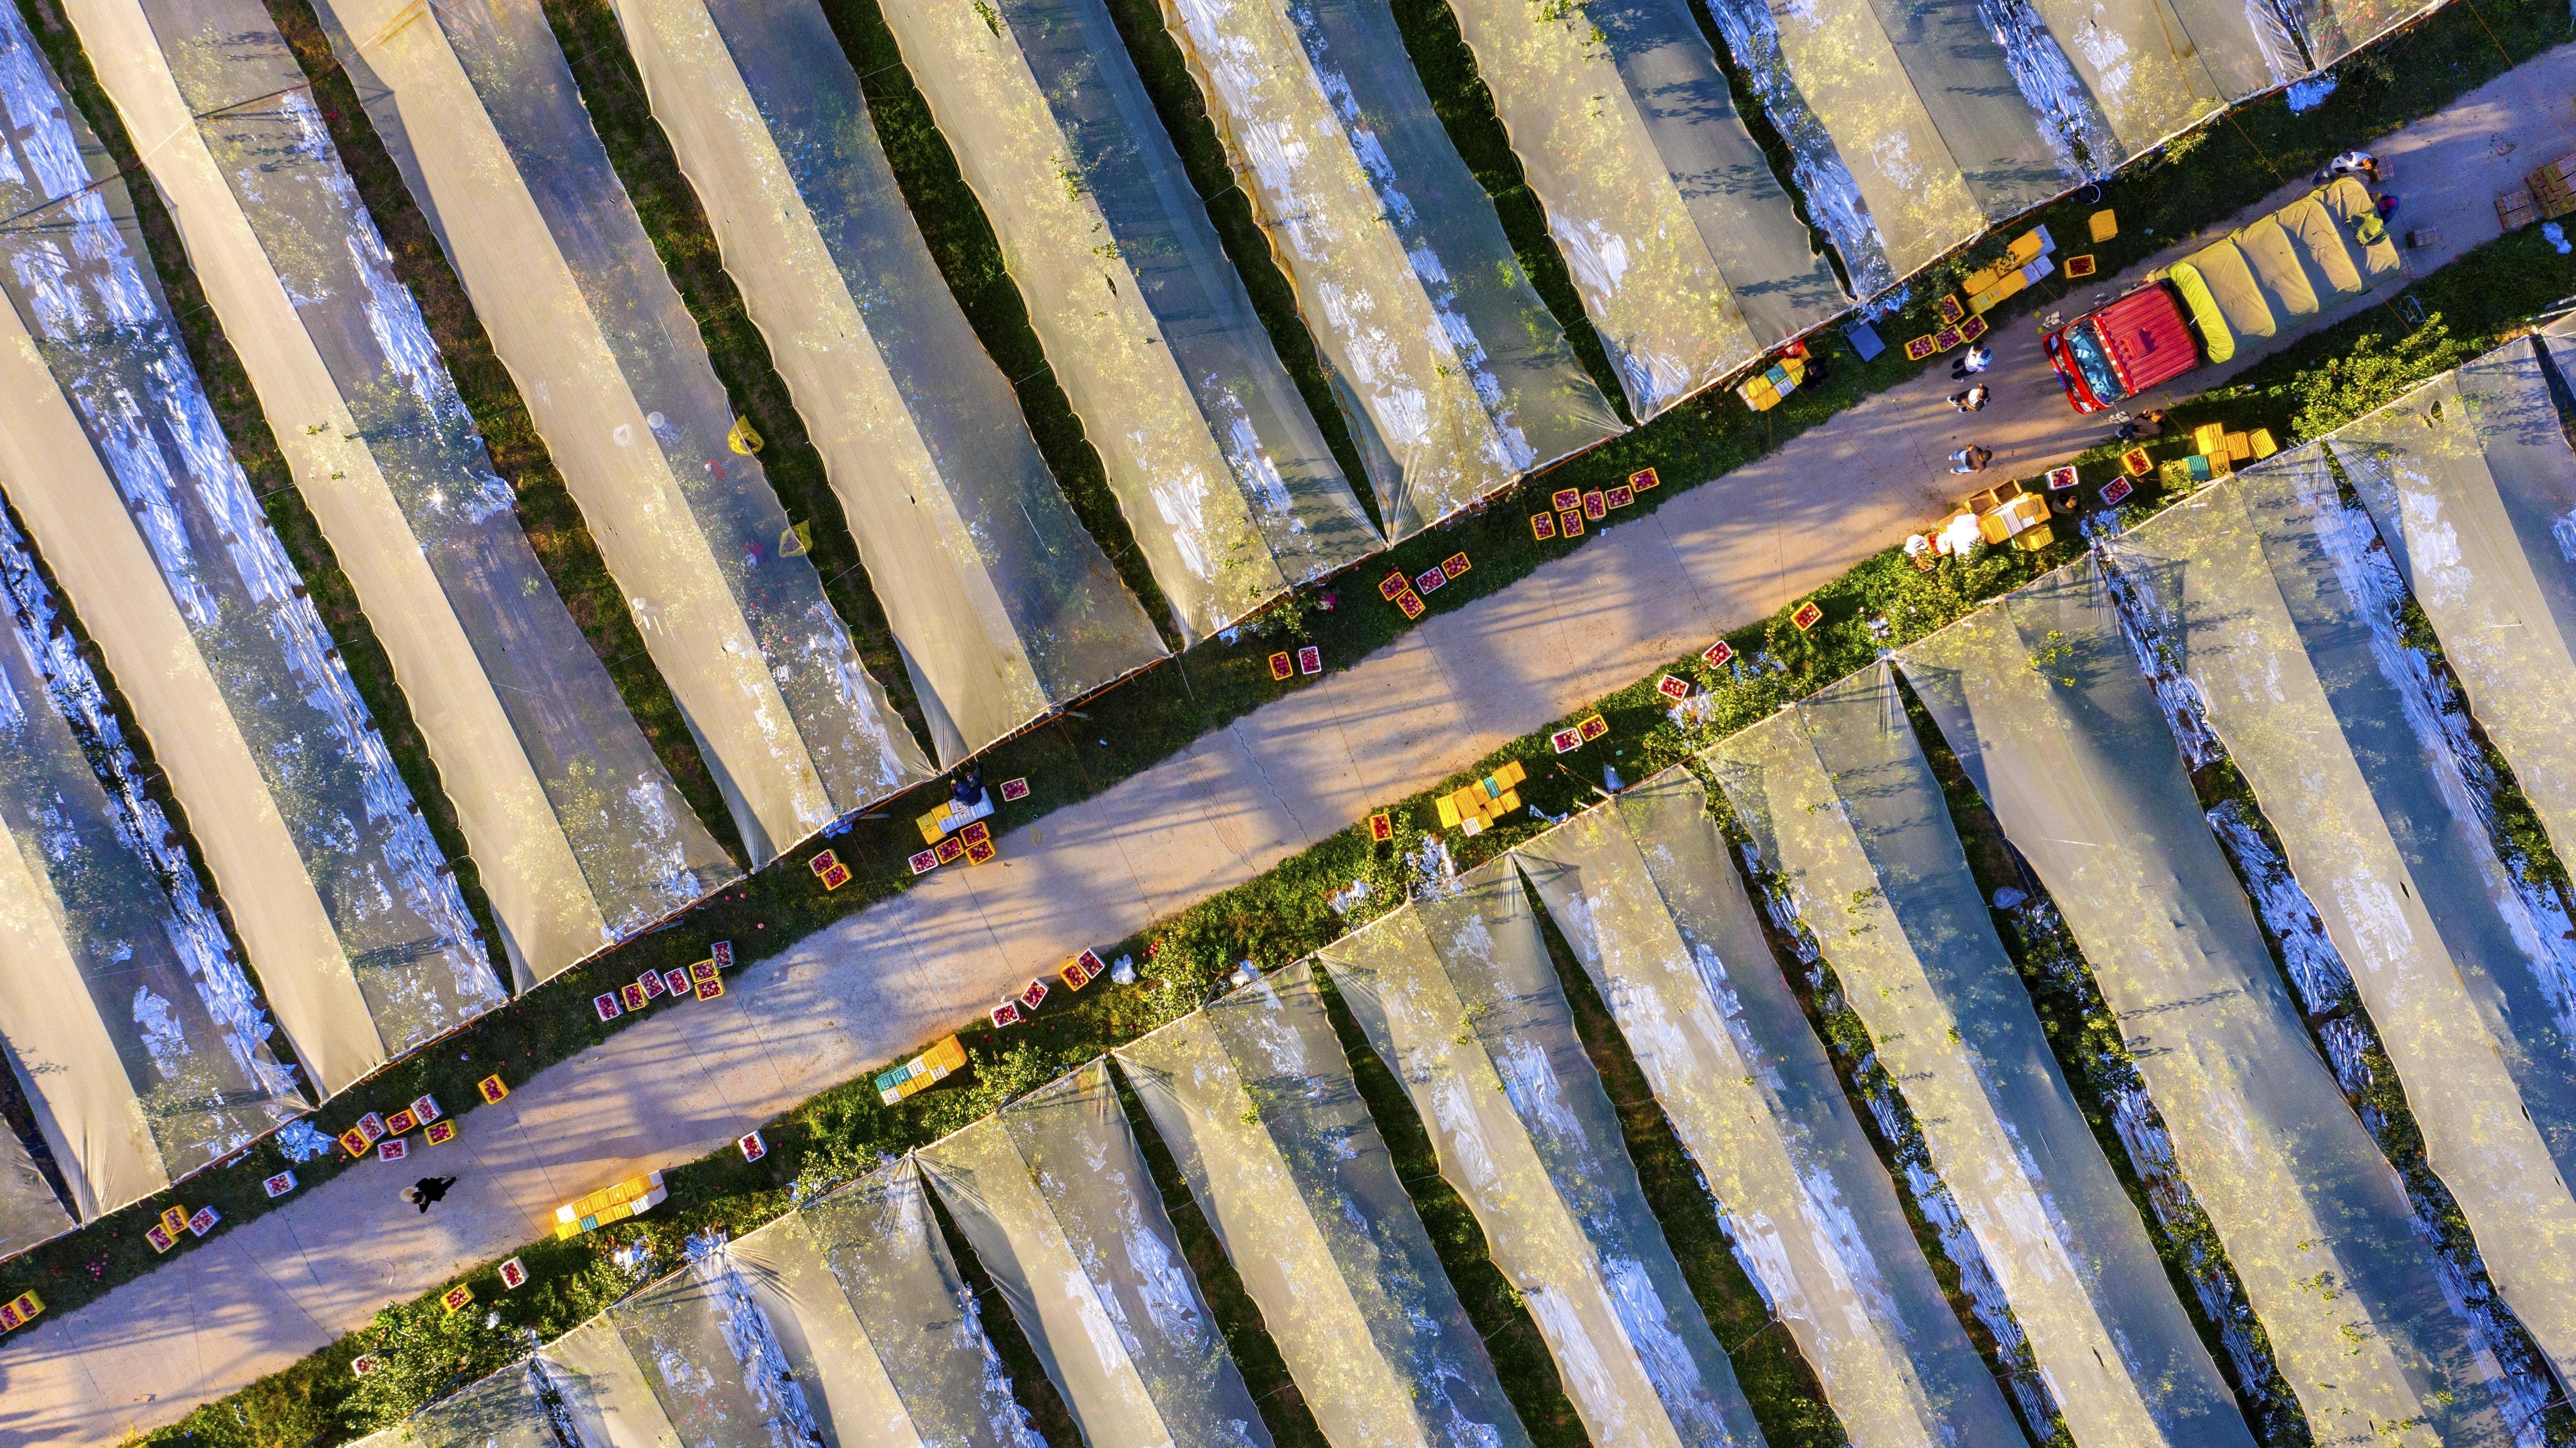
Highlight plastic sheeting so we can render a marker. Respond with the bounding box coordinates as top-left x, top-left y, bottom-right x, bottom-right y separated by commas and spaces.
1437, 0, 1845, 417
1902, 562, 2516, 1447
347, 1361, 555, 1448
0, 1126, 69, 1261
1513, 773, 2028, 1448
2336, 340, 2576, 919
2107, 456, 2576, 1390
313, 0, 936, 863
1153, 0, 1625, 541
876, 0, 1383, 642
1115, 961, 1532, 1448
0, 15, 505, 1097
605, 0, 1171, 762
1321, 862, 1768, 1448
535, 1168, 1044, 1448
917, 1060, 1274, 1448
1698, 0, 2284, 296
0, 509, 306, 1220
1708, 672, 2252, 1448
73, 0, 738, 991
